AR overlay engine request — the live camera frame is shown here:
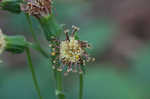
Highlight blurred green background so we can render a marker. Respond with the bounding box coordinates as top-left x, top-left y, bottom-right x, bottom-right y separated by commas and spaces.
1, 0, 150, 99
